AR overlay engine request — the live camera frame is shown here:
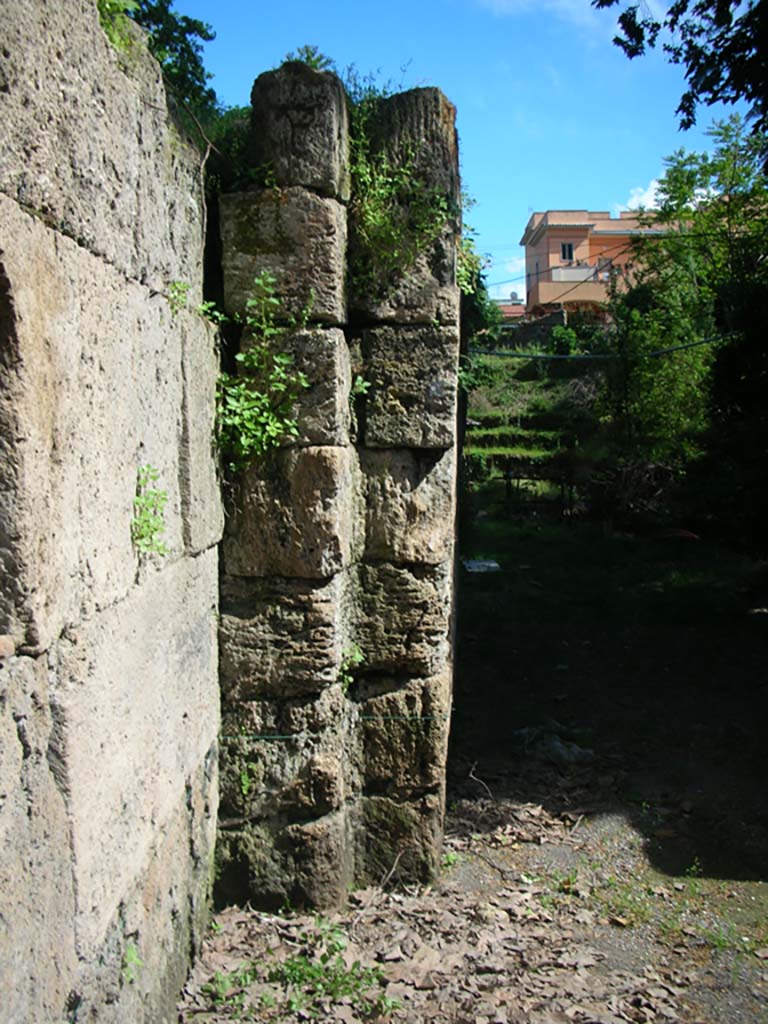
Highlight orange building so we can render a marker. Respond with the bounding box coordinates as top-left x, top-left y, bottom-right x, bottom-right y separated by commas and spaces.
520, 209, 663, 312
